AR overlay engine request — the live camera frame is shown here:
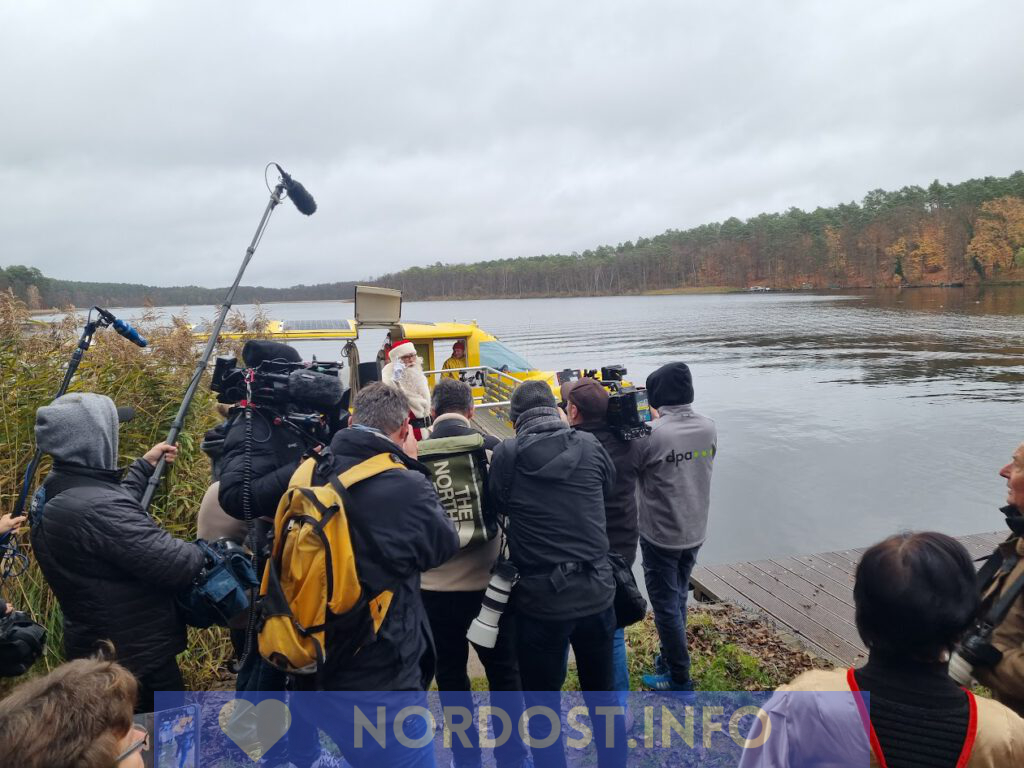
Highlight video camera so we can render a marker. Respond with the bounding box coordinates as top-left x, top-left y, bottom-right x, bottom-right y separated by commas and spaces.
211, 356, 343, 410
211, 355, 346, 444
556, 364, 653, 441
